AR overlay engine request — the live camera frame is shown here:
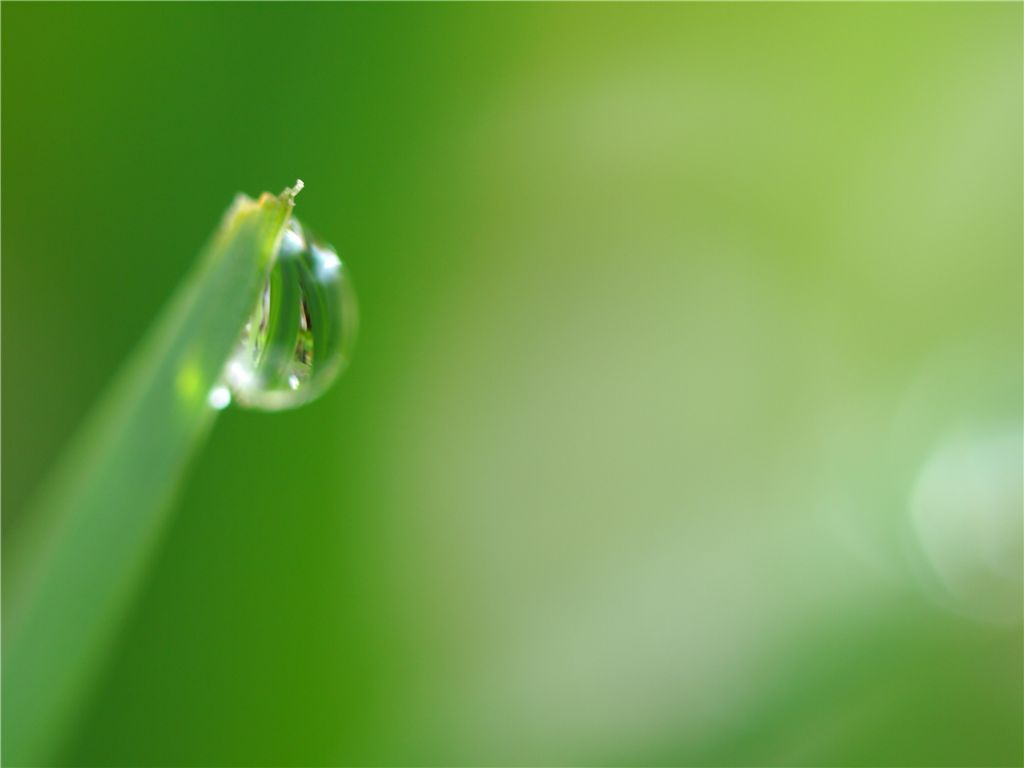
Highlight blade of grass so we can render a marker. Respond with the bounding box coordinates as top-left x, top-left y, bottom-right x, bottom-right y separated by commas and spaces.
3, 189, 294, 765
